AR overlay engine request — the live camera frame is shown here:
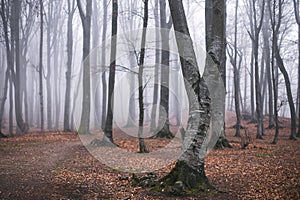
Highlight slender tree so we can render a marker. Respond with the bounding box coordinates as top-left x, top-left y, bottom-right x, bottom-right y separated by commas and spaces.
64, 0, 76, 131
39, 0, 44, 132
269, 0, 280, 143
138, 0, 149, 153
101, 0, 108, 131
247, 0, 265, 139
272, 0, 297, 140
293, 0, 300, 137
156, 0, 173, 138
104, 0, 118, 143
77, 0, 92, 134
